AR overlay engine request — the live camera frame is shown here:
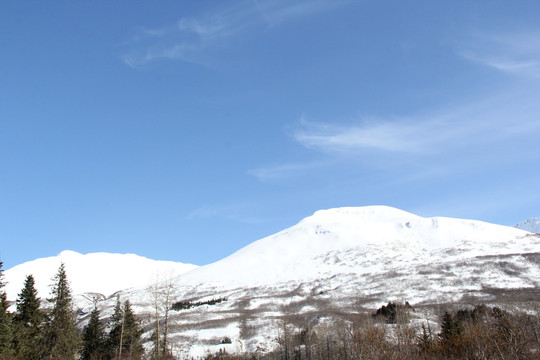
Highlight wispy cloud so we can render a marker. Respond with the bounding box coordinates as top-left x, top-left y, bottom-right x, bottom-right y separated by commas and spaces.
247, 161, 329, 181
294, 117, 438, 154
122, 0, 351, 68
458, 32, 540, 78
253, 0, 352, 26
187, 203, 275, 224
293, 90, 540, 157
249, 87, 540, 181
